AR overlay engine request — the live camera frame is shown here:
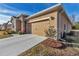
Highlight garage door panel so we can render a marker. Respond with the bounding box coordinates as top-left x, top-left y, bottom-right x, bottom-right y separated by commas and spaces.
32, 20, 49, 36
